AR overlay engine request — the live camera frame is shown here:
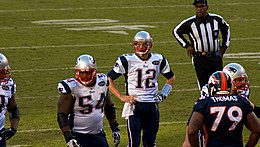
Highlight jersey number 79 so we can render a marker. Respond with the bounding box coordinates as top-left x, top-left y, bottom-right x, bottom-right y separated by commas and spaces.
210, 106, 242, 131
